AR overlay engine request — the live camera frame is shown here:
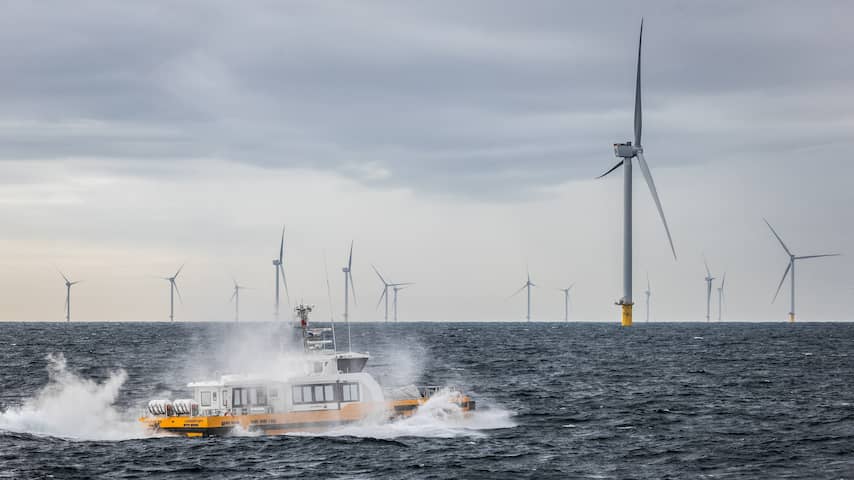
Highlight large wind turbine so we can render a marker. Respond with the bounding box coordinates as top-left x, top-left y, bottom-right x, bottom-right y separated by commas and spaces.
704, 259, 715, 322
372, 265, 393, 322
59, 271, 81, 322
764, 218, 841, 322
342, 241, 356, 350
390, 283, 414, 322
163, 265, 184, 322
272, 226, 290, 320
598, 20, 677, 327
230, 279, 248, 322
559, 284, 574, 322
511, 272, 536, 322
717, 273, 726, 321
644, 274, 651, 322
